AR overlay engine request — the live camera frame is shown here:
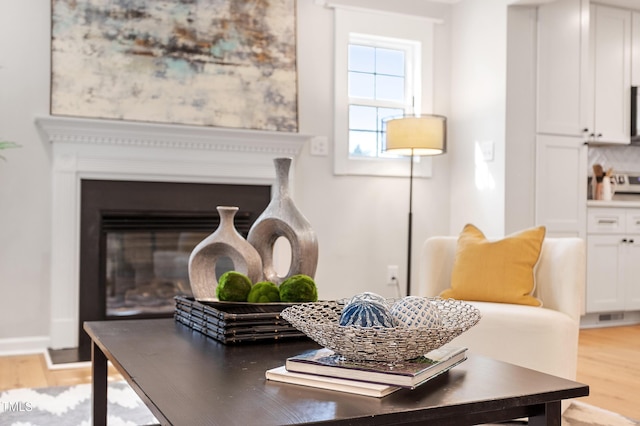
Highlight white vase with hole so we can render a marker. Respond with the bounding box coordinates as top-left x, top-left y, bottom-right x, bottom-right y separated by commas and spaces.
188, 206, 263, 300
248, 157, 318, 284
